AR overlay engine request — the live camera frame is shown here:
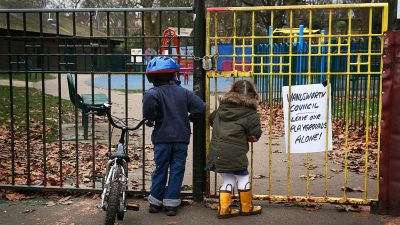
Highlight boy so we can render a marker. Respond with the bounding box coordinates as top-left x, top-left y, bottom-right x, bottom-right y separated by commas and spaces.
143, 56, 205, 216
